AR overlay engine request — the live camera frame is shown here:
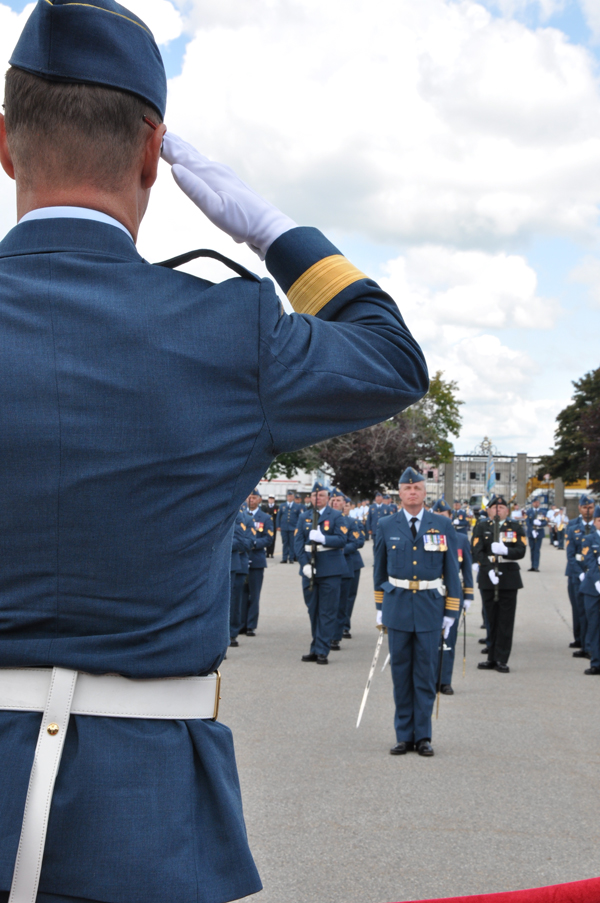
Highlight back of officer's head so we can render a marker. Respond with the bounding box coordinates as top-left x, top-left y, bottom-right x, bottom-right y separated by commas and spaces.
4, 67, 162, 193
